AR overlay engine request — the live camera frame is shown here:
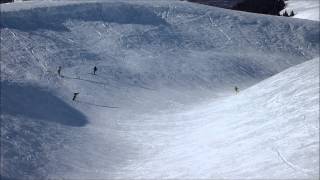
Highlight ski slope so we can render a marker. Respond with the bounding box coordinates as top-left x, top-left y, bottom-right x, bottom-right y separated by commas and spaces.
119, 57, 319, 179
284, 0, 320, 21
1, 0, 319, 179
